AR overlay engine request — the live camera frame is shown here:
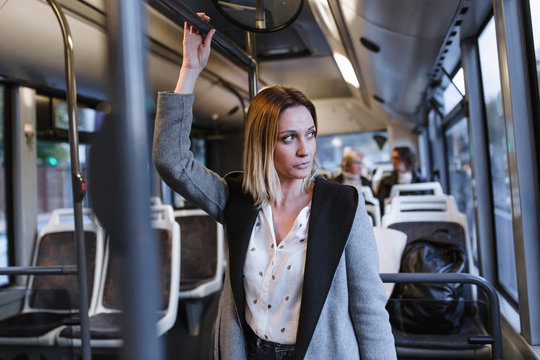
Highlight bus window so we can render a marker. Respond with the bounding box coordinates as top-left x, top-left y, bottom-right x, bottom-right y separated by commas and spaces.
37, 141, 90, 231
478, 18, 518, 301
444, 117, 477, 261
0, 85, 8, 286
53, 99, 102, 132
530, 0, 540, 94
443, 68, 465, 115
36, 96, 98, 232
316, 131, 389, 178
